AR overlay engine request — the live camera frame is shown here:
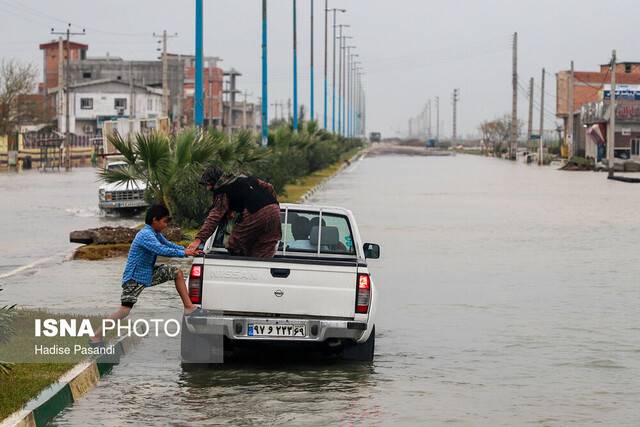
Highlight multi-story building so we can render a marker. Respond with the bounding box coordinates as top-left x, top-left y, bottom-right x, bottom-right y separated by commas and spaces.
38, 39, 257, 133
557, 62, 640, 158
50, 79, 163, 136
